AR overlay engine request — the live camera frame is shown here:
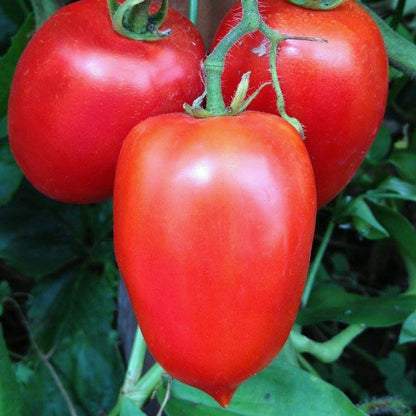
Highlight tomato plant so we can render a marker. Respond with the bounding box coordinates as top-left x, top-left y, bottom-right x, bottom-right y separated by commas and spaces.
113, 111, 317, 406
213, 0, 389, 207
8, 0, 205, 203
2, 0, 416, 415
